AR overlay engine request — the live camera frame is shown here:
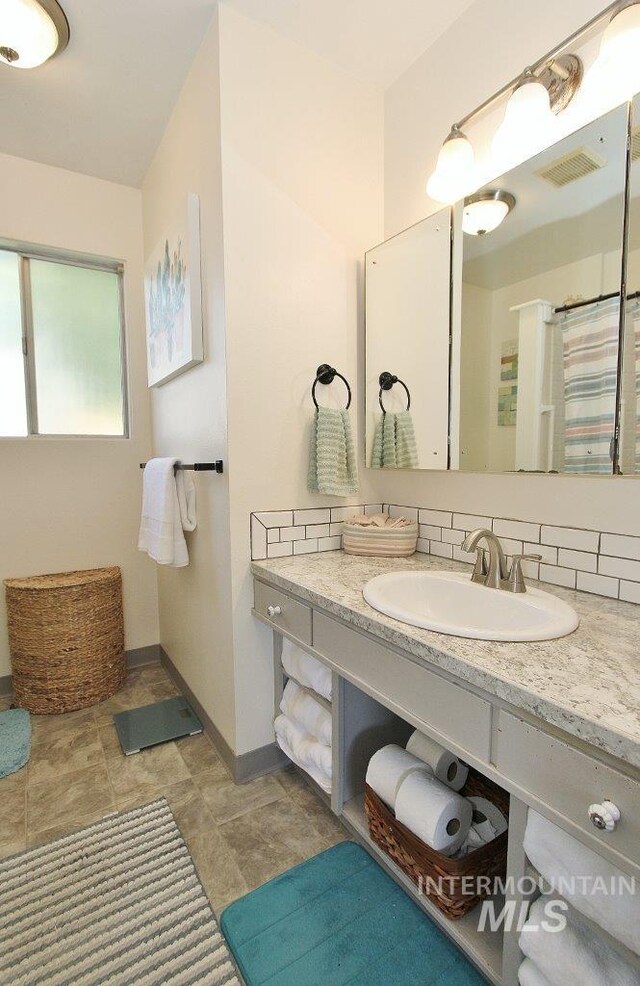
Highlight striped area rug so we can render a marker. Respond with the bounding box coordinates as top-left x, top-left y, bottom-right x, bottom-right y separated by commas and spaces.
0, 799, 240, 986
